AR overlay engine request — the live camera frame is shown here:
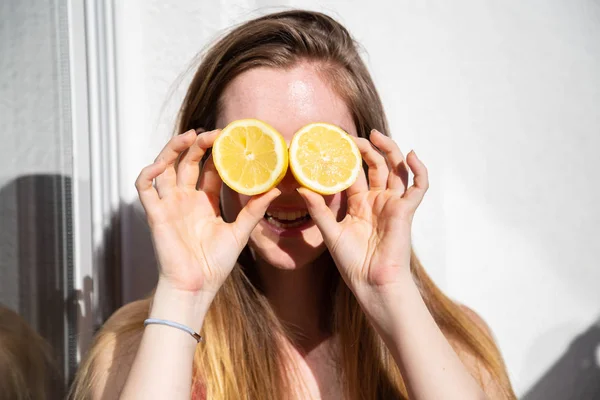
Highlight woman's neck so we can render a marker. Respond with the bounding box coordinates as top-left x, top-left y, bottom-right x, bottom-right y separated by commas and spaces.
255, 253, 335, 352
